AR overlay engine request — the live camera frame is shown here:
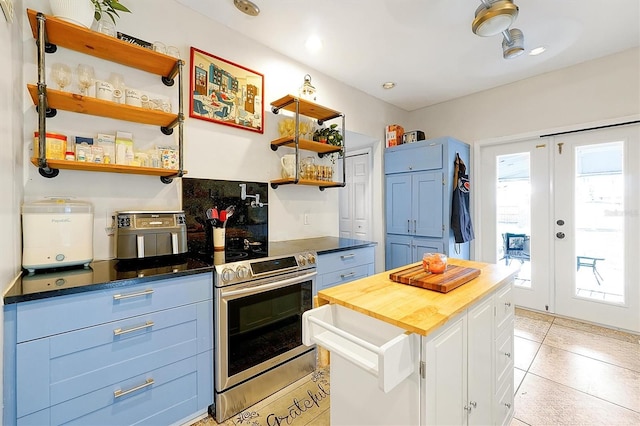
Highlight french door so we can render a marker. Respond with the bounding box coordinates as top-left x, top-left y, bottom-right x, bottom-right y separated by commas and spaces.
479, 139, 551, 312
479, 124, 640, 332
